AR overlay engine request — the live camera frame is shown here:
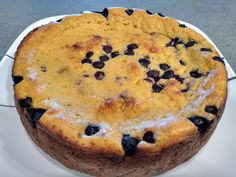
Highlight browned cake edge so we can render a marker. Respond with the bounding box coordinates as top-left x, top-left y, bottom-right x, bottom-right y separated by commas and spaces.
14, 92, 227, 177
